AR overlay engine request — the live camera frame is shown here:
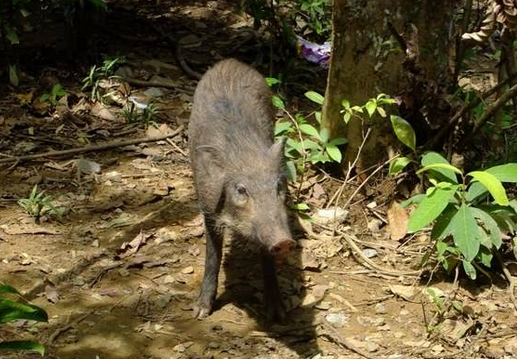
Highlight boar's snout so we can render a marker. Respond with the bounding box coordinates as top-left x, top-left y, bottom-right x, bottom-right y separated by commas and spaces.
269, 238, 296, 257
